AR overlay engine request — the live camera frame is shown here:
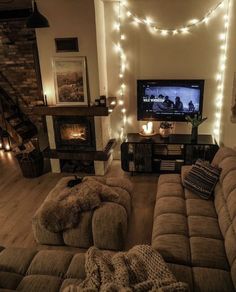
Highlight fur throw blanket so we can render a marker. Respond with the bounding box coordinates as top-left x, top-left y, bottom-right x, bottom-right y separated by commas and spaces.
38, 177, 132, 233
63, 245, 189, 292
